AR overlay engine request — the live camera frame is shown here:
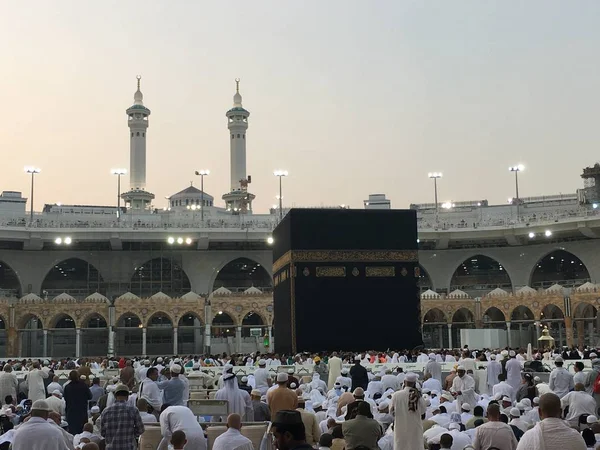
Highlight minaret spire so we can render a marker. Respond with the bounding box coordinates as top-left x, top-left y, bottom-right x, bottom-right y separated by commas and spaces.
222, 78, 255, 214
121, 75, 155, 211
